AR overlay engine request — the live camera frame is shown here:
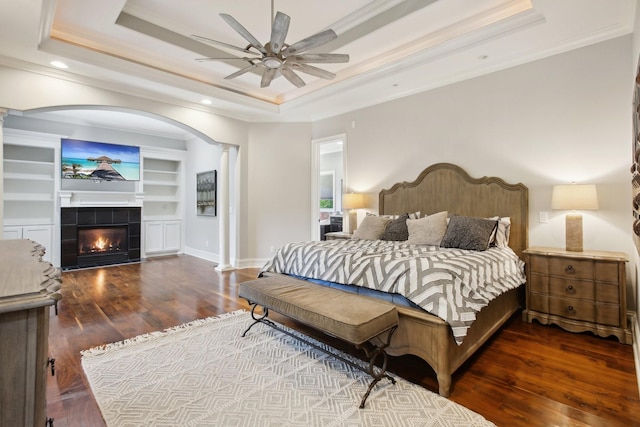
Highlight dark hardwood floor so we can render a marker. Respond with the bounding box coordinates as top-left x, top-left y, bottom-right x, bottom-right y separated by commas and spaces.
47, 255, 640, 426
